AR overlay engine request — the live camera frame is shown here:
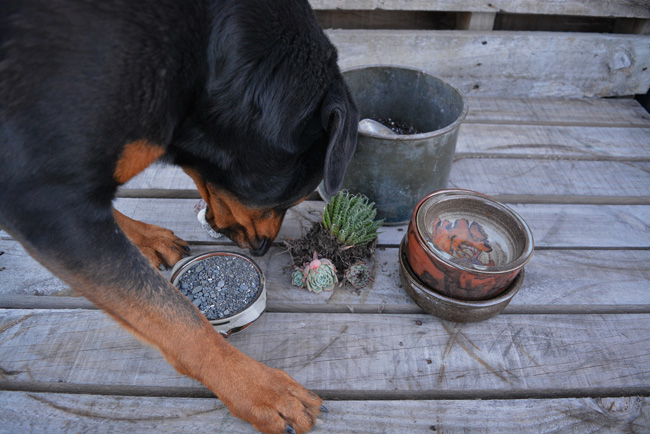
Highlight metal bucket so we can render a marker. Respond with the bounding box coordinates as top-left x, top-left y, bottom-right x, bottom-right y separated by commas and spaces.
321, 65, 467, 224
